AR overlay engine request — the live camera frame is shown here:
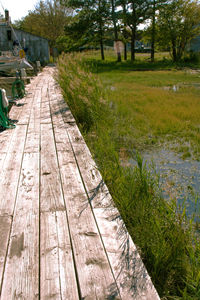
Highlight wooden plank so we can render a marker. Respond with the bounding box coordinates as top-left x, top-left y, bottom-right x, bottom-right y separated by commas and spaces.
17, 92, 36, 125
2, 74, 41, 299
56, 211, 79, 300
47, 88, 72, 152
57, 148, 120, 299
48, 80, 76, 125
1, 153, 40, 300
40, 123, 79, 300
24, 89, 41, 154
52, 123, 71, 152
48, 75, 121, 299
0, 88, 34, 156
0, 130, 14, 154
0, 216, 11, 291
40, 81, 52, 124
47, 78, 120, 298
40, 211, 79, 300
12, 73, 42, 126
0, 77, 40, 166
0, 125, 27, 216
0, 153, 6, 170
40, 123, 65, 211
65, 122, 160, 300
40, 212, 63, 300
